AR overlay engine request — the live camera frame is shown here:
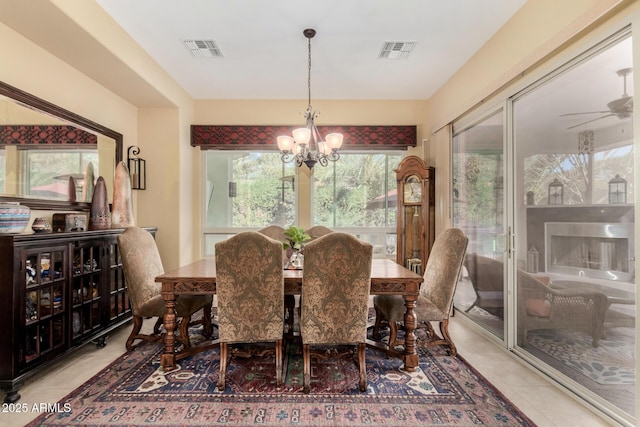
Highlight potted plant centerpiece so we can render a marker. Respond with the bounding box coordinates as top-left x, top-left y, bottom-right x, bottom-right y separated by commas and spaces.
283, 225, 310, 269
